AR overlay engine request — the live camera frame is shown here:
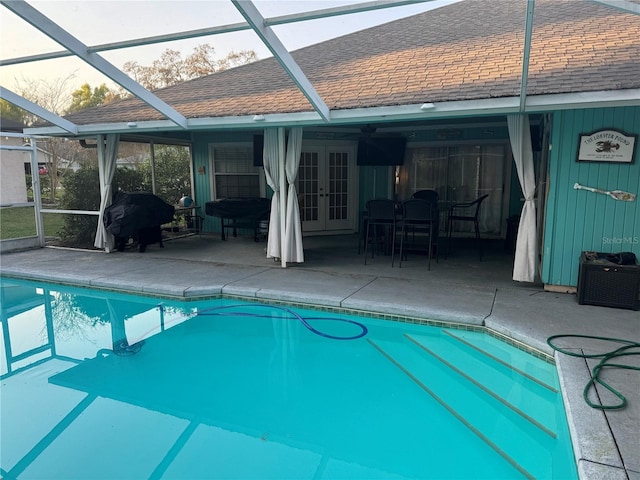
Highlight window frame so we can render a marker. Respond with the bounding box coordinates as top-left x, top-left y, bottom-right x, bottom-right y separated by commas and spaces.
209, 142, 265, 200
